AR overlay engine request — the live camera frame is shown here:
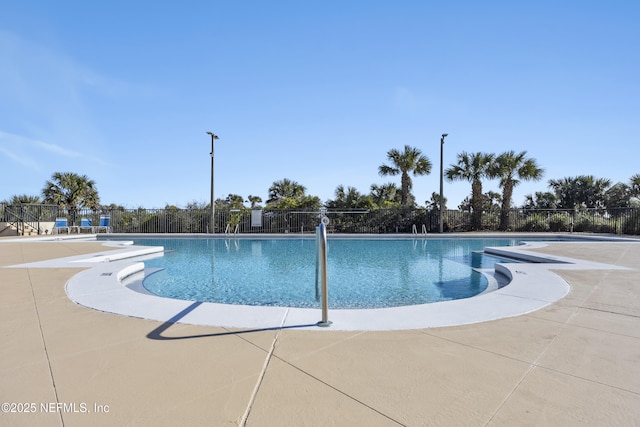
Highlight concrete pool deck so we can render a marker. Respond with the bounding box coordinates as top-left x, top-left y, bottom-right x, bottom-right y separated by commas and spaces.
1, 235, 639, 425
7, 236, 631, 331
